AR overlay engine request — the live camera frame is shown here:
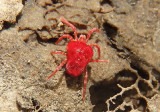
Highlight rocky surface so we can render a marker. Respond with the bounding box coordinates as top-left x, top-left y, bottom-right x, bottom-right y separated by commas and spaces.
0, 0, 160, 112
